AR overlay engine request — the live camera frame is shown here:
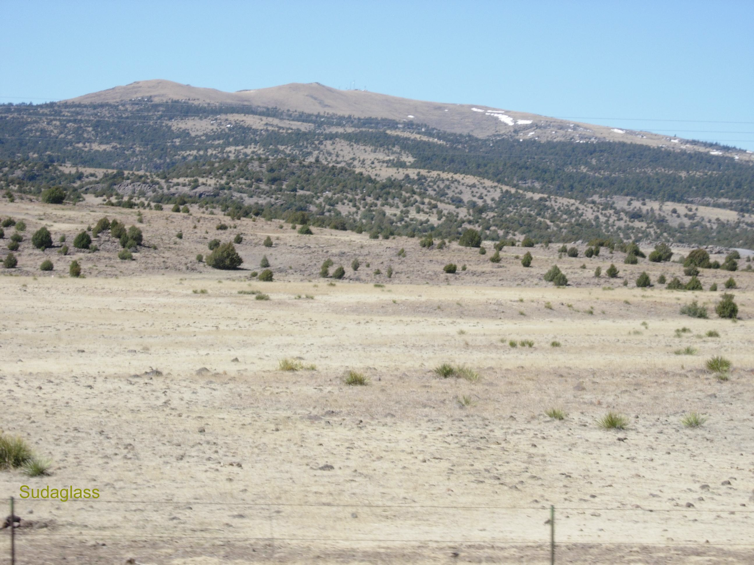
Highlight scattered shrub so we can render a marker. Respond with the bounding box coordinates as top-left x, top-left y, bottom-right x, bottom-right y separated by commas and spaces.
680, 300, 708, 318
598, 412, 629, 430
420, 236, 434, 248
297, 225, 313, 235
40, 259, 53, 271
674, 346, 697, 356
73, 231, 92, 250
706, 356, 731, 373
196, 254, 203, 263
434, 364, 455, 378
666, 276, 684, 290
7, 240, 19, 251
715, 294, 738, 319
216, 223, 228, 231
684, 265, 699, 277
351, 258, 360, 271
606, 264, 619, 278
721, 258, 738, 272
41, 186, 66, 204
1, 218, 15, 228
681, 412, 707, 428
24, 458, 51, 477
258, 269, 274, 282
255, 293, 270, 301
32, 227, 53, 250
386, 265, 394, 278
521, 236, 535, 247
0, 434, 34, 469
705, 330, 720, 338
594, 266, 601, 278
478, 246, 486, 255
332, 266, 345, 279
3, 253, 17, 268
724, 277, 737, 289
553, 272, 568, 287
635, 272, 651, 288
459, 229, 482, 248
567, 246, 578, 258
58, 245, 68, 256
550, 341, 561, 347
444, 263, 457, 274
490, 250, 501, 263
344, 371, 369, 386
433, 364, 480, 381
69, 260, 81, 277
649, 243, 673, 262
658, 274, 666, 284
92, 217, 110, 236
111, 221, 126, 239
684, 249, 711, 268
278, 359, 316, 371
208, 239, 221, 251
10, 233, 22, 243
263, 236, 273, 247
118, 249, 133, 261
260, 255, 270, 268
709, 283, 718, 292
546, 408, 566, 420
685, 277, 703, 291
624, 253, 638, 265
543, 265, 562, 282
206, 242, 243, 270
521, 251, 532, 267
